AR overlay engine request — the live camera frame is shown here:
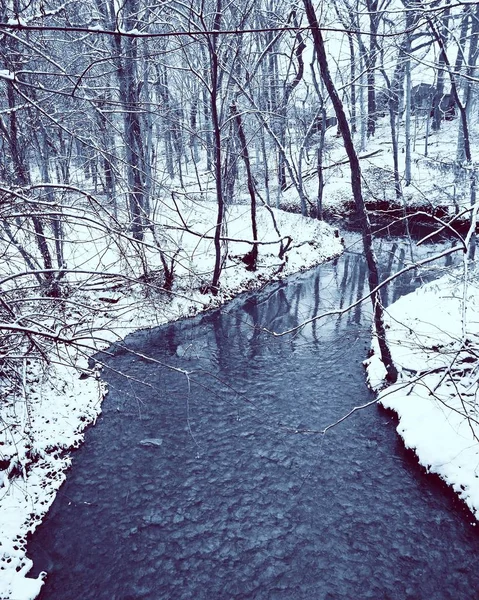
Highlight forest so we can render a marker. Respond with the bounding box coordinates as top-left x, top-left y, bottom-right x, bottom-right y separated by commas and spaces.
1, 0, 479, 597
